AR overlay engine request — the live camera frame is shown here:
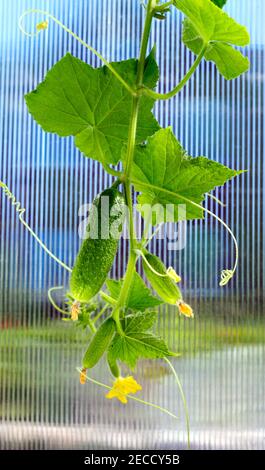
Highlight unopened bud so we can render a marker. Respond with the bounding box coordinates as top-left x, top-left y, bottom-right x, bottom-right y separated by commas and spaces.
36, 21, 48, 31
177, 300, 194, 318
